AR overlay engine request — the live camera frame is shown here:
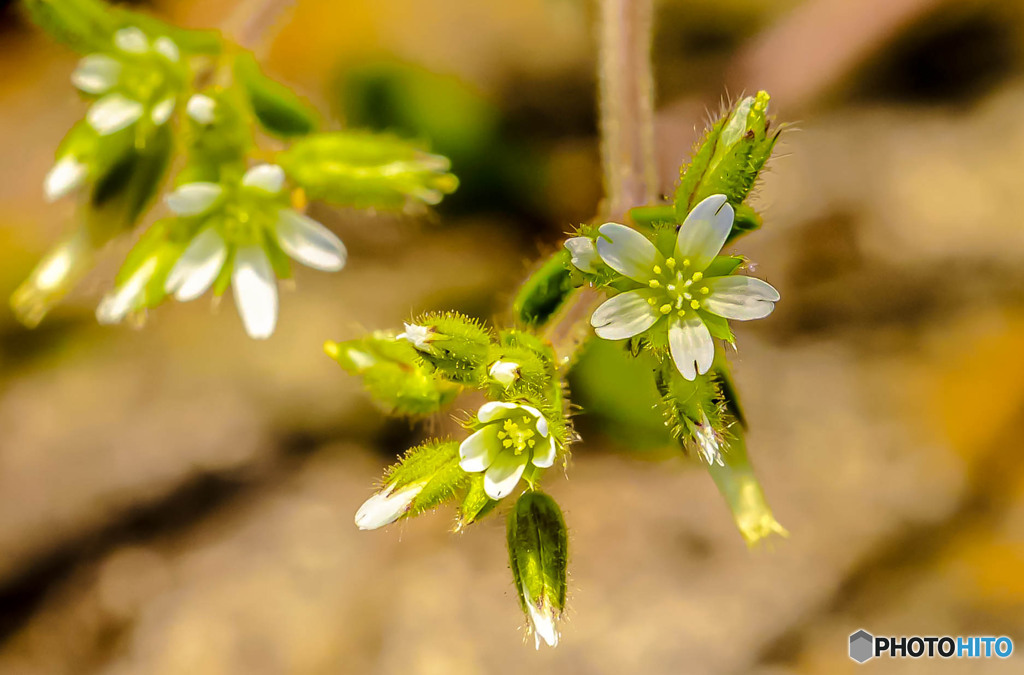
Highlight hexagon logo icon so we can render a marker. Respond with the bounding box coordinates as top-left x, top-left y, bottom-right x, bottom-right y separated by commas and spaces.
849, 629, 874, 663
